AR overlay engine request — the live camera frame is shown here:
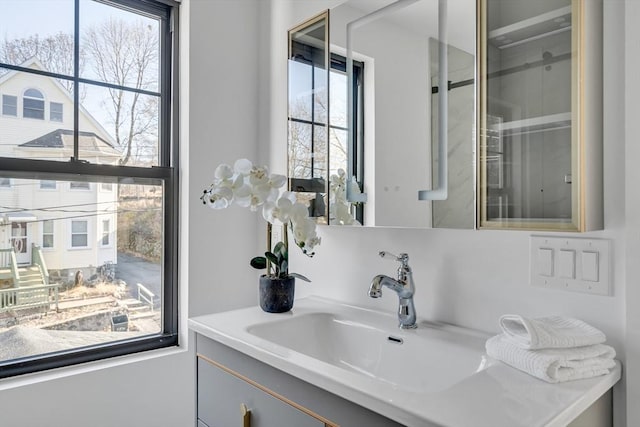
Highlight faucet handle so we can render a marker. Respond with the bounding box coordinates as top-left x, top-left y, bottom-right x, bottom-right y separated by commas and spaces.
379, 251, 409, 267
